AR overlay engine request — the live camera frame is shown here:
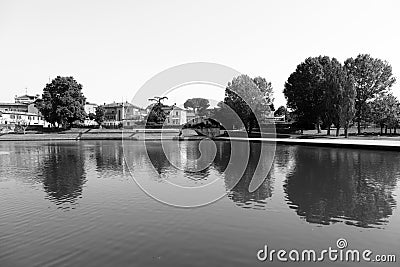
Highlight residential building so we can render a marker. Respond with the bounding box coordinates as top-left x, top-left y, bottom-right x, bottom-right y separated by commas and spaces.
84, 102, 97, 115
0, 102, 29, 113
165, 107, 187, 126
102, 101, 146, 127
0, 111, 48, 127
14, 94, 40, 104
